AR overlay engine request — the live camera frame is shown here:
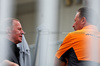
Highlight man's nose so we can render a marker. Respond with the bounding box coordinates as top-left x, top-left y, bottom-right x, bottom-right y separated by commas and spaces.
72, 23, 75, 28
21, 30, 25, 35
